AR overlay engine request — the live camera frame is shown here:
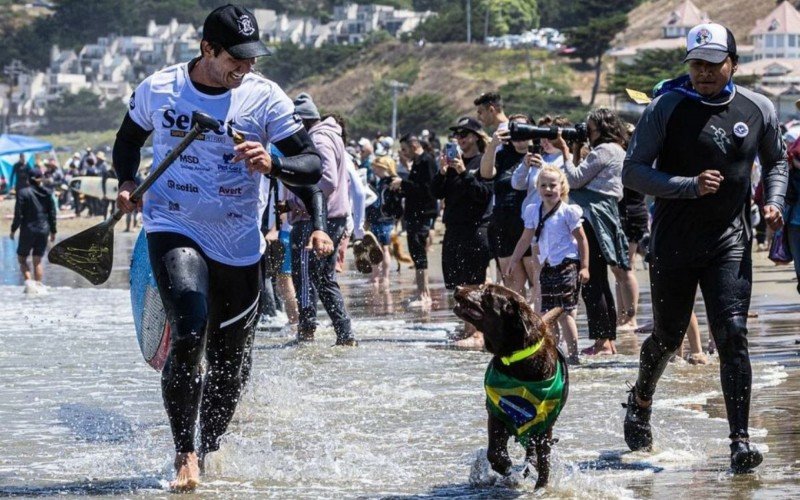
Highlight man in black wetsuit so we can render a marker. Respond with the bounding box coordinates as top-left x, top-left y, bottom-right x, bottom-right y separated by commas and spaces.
113, 4, 333, 490
622, 22, 788, 473
10, 168, 56, 289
